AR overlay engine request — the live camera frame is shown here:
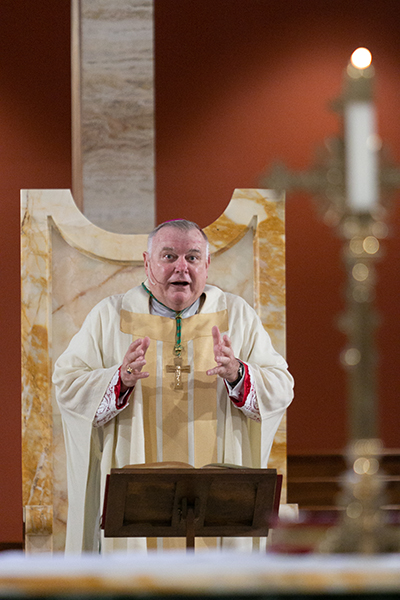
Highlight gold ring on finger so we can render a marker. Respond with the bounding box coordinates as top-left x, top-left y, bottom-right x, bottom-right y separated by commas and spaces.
126, 366, 133, 374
